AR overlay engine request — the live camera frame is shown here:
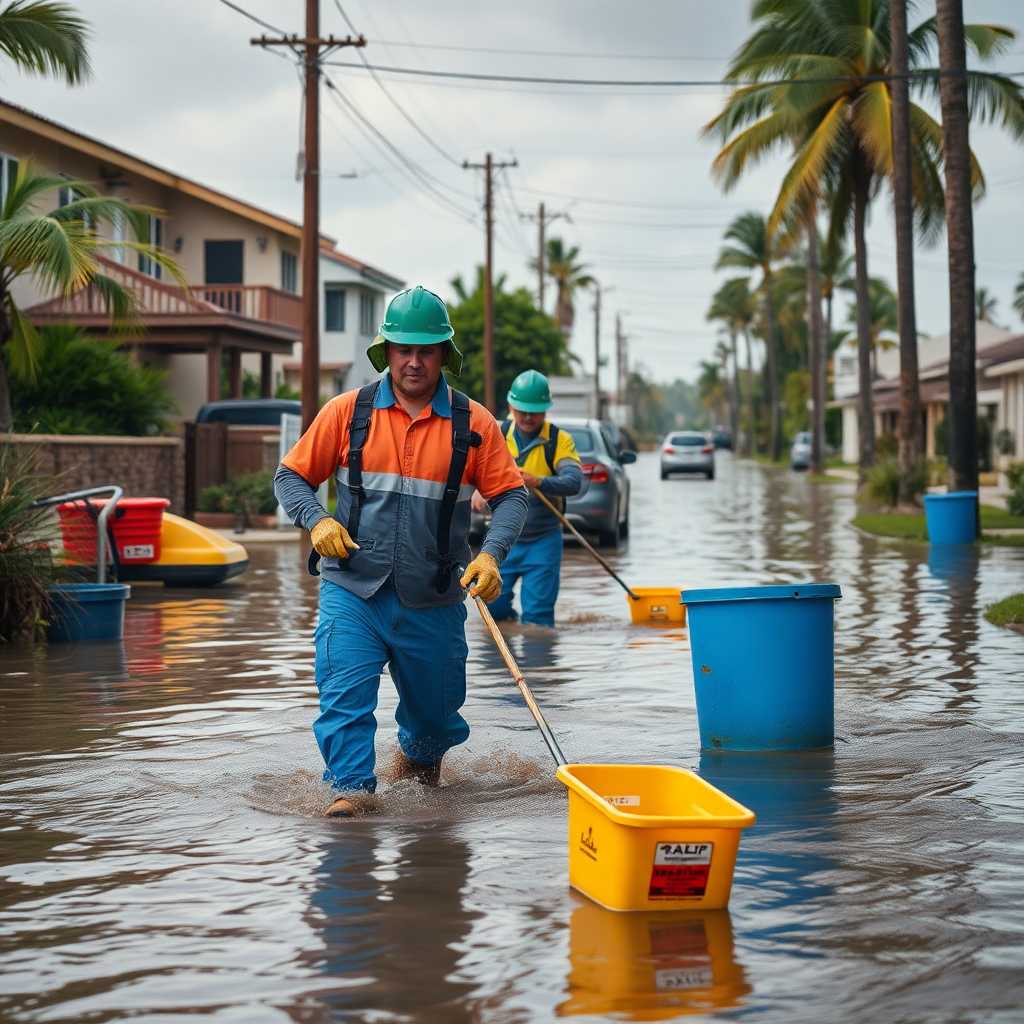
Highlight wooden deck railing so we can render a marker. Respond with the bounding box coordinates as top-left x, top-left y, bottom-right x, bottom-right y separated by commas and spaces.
189, 285, 303, 331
